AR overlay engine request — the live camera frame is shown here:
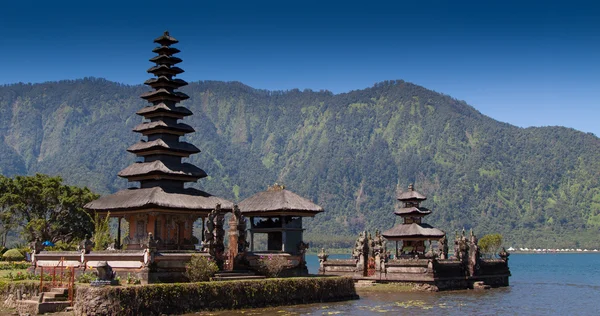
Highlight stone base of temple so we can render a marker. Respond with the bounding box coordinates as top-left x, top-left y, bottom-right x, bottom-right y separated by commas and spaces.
31, 250, 212, 284
320, 257, 510, 291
